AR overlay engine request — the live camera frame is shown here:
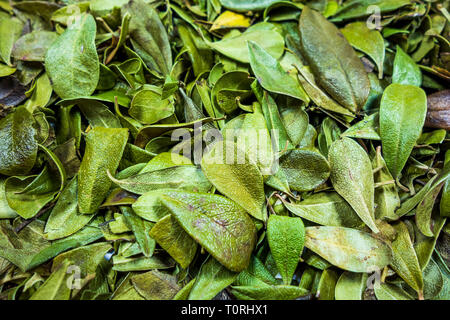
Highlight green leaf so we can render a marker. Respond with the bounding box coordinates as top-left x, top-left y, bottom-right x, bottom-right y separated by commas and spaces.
335, 272, 367, 300
188, 257, 238, 300
30, 259, 71, 300
131, 270, 180, 300
299, 7, 370, 112
341, 22, 385, 79
231, 285, 308, 300
390, 221, 424, 297
333, 0, 412, 21
0, 106, 37, 176
379, 84, 427, 179
78, 127, 129, 214
0, 16, 23, 66
284, 192, 363, 228
329, 138, 378, 233
316, 269, 339, 300
0, 219, 102, 272
248, 41, 309, 103
392, 46, 422, 87
305, 226, 393, 272
122, 0, 172, 75
279, 149, 330, 192
206, 22, 284, 63
201, 140, 267, 221
12, 31, 58, 62
372, 147, 400, 220
149, 214, 197, 268
374, 282, 413, 300
122, 207, 155, 258
108, 165, 211, 195
45, 13, 99, 99
5, 168, 59, 219
129, 89, 174, 125
267, 215, 305, 285
44, 178, 92, 240
341, 113, 380, 141
160, 190, 257, 272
